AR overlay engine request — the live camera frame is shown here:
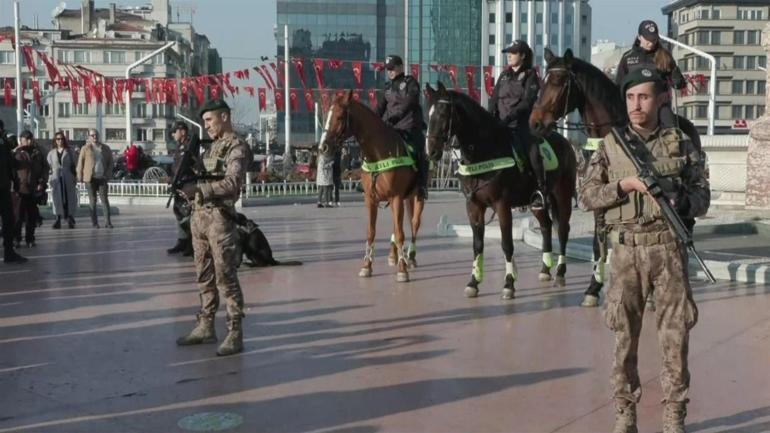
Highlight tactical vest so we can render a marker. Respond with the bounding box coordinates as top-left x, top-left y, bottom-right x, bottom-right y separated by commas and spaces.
603, 128, 686, 225
198, 134, 238, 208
